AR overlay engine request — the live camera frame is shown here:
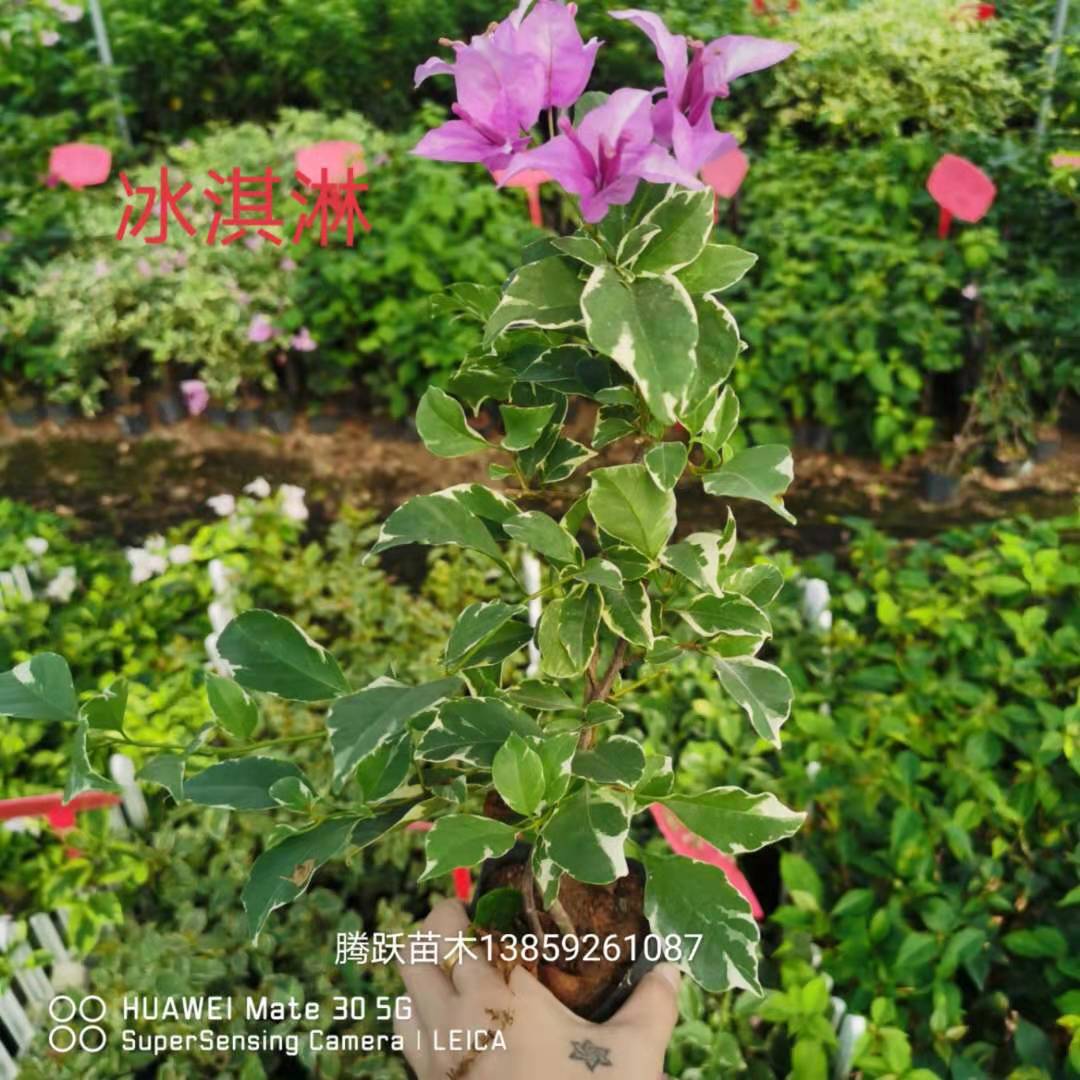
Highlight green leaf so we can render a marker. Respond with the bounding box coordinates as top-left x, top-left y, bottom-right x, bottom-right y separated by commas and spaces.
537, 598, 579, 678
572, 736, 646, 786
1003, 927, 1068, 959
588, 464, 676, 559
724, 564, 784, 608
504, 512, 583, 566
445, 602, 530, 671
592, 406, 638, 450
542, 785, 634, 885
244, 815, 361, 941
0, 653, 77, 723
540, 436, 595, 484
662, 520, 737, 596
536, 732, 578, 804
416, 386, 490, 458
697, 386, 740, 454
355, 733, 412, 803
510, 346, 613, 398
328, 676, 461, 787
484, 256, 584, 345
218, 611, 349, 701
137, 754, 186, 802
702, 446, 796, 525
681, 594, 771, 651
269, 776, 314, 811
632, 189, 716, 276
676, 244, 758, 295
551, 235, 608, 268
419, 814, 518, 883
508, 680, 578, 712
683, 298, 740, 423
713, 656, 793, 747
643, 851, 761, 993
448, 358, 514, 414
64, 719, 120, 803
571, 558, 623, 590
500, 403, 557, 452
368, 485, 515, 570
474, 887, 525, 931
417, 698, 540, 768
559, 587, 601, 673
81, 677, 128, 731
582, 266, 698, 425
206, 674, 259, 739
600, 580, 654, 649
492, 732, 546, 817
184, 757, 305, 810
636, 755, 674, 798
645, 442, 689, 490
660, 788, 804, 855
